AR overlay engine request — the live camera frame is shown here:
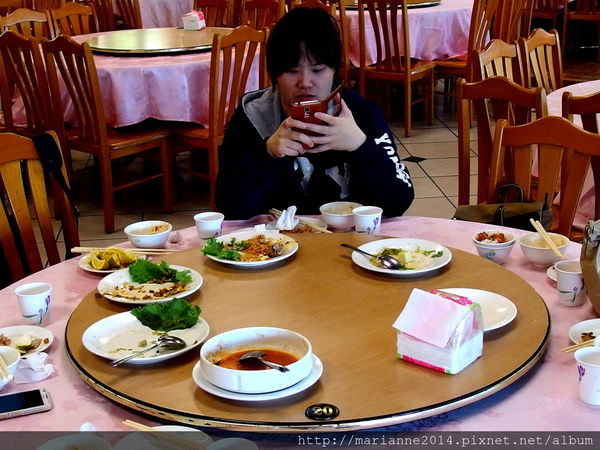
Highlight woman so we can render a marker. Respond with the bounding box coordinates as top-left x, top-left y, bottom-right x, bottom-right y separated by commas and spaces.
215, 7, 414, 219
